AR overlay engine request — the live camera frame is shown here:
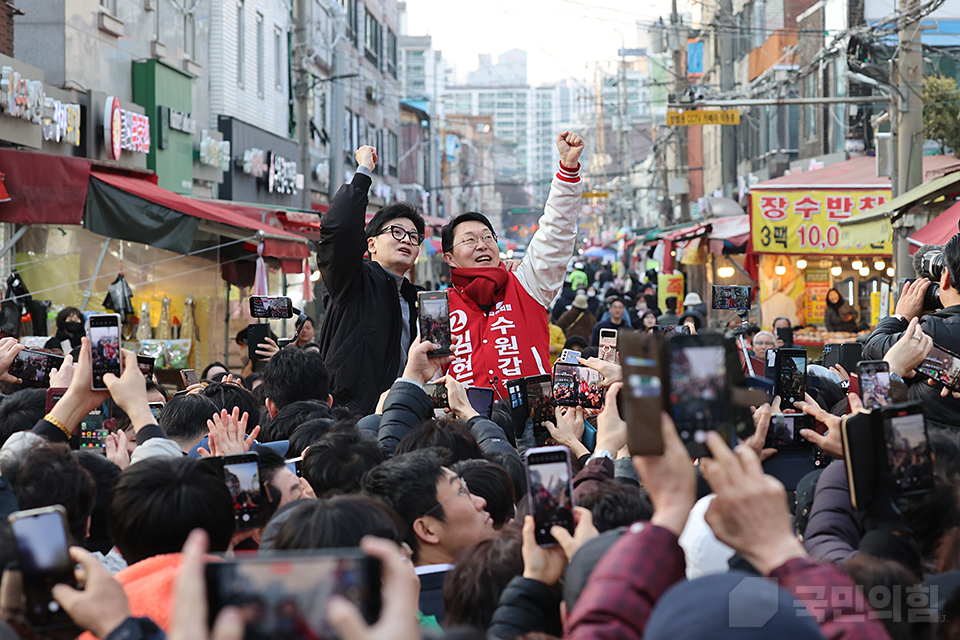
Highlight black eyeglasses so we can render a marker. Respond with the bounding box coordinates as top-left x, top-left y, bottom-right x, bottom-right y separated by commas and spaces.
376, 225, 424, 246
420, 476, 471, 519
